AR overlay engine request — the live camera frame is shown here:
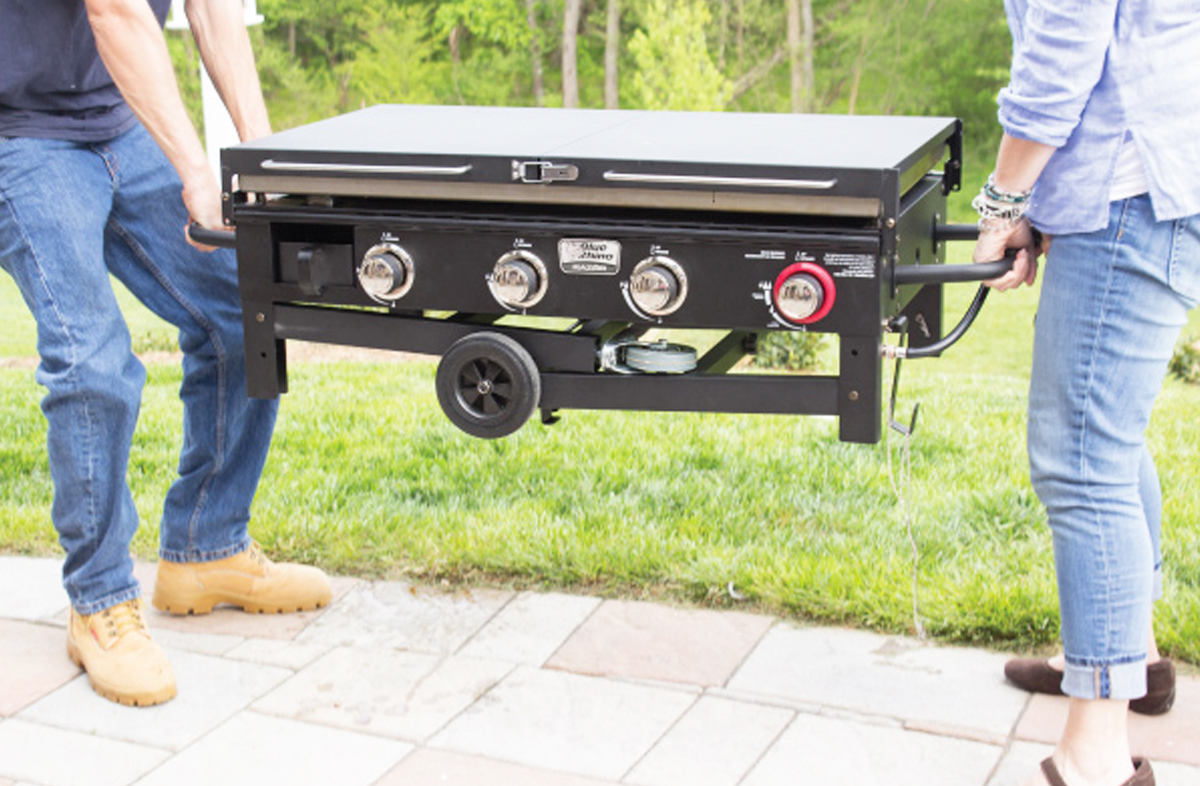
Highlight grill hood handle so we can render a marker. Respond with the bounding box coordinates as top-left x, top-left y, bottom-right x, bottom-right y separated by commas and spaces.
188, 224, 238, 249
